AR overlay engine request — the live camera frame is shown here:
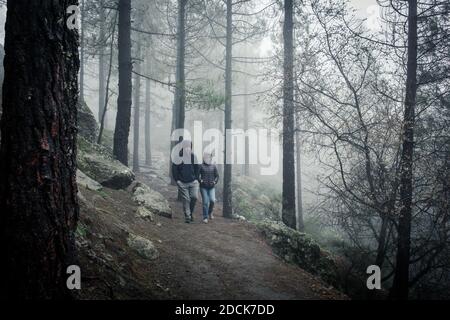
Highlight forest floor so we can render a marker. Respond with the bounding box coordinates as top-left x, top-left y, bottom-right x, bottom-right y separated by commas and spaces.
76, 162, 346, 300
